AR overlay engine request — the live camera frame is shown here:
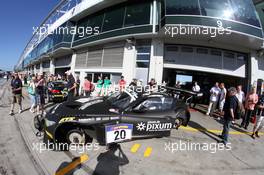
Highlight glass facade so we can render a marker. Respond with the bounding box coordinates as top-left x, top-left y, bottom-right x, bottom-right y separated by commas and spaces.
103, 8, 125, 32
74, 1, 151, 42
166, 0, 200, 15
200, 0, 233, 19
165, 0, 261, 27
255, 1, 264, 29
124, 3, 151, 27
23, 21, 73, 66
